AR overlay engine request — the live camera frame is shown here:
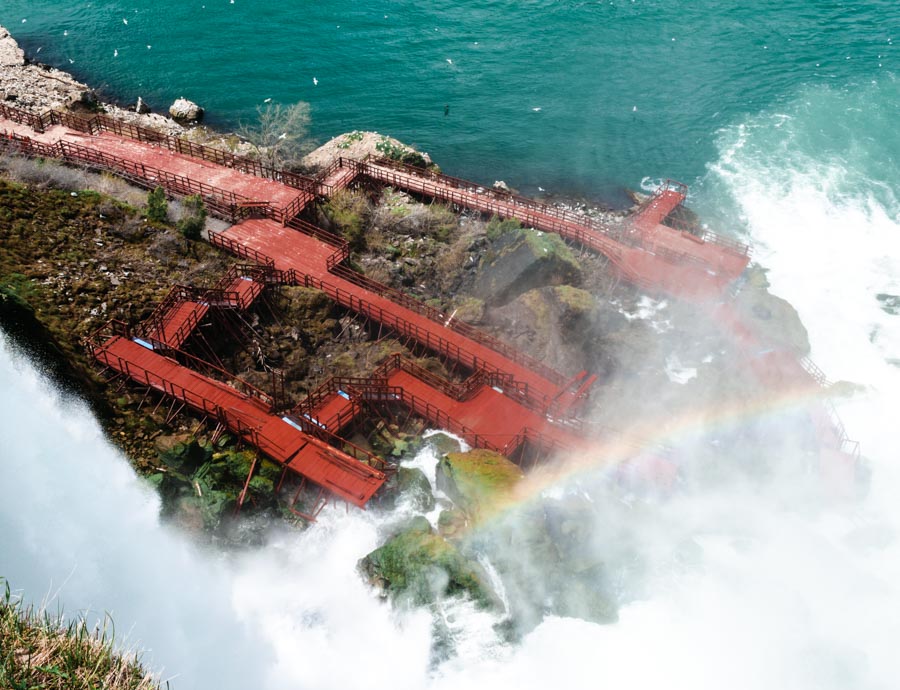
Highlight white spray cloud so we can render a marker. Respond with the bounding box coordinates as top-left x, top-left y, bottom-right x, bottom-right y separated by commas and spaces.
3, 79, 900, 690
